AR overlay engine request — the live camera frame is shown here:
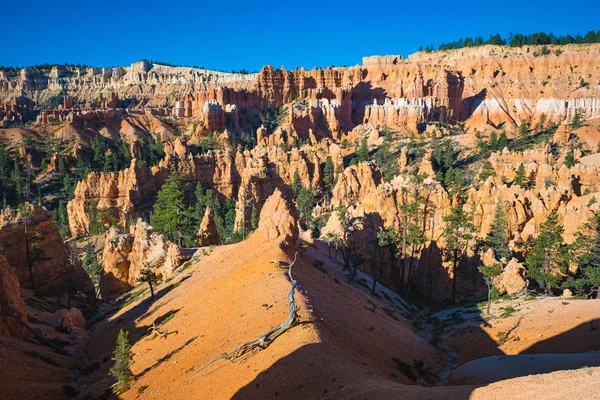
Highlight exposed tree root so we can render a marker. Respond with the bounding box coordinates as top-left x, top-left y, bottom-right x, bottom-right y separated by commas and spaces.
147, 322, 171, 339
195, 252, 299, 375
